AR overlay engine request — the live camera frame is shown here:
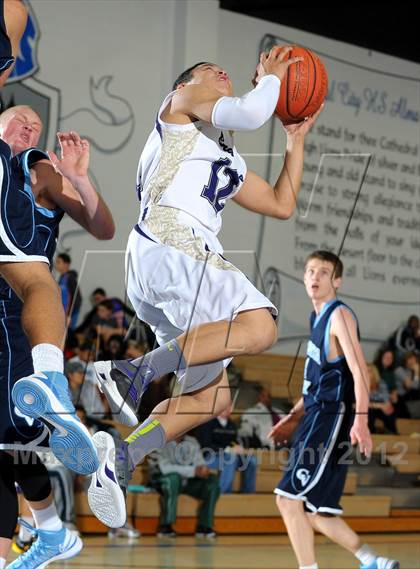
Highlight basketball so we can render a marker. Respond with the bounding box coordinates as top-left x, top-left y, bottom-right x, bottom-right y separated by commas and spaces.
275, 46, 328, 124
